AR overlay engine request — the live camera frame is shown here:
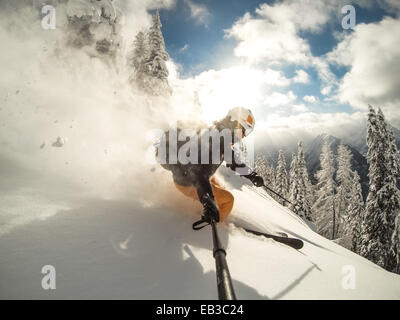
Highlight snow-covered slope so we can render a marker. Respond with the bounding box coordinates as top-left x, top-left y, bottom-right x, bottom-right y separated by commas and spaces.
1, 166, 399, 300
